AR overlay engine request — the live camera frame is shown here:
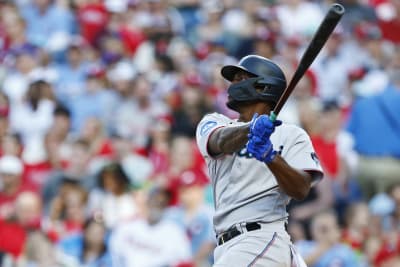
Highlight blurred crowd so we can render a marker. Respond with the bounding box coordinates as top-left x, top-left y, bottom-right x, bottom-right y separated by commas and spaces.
0, 0, 399, 266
